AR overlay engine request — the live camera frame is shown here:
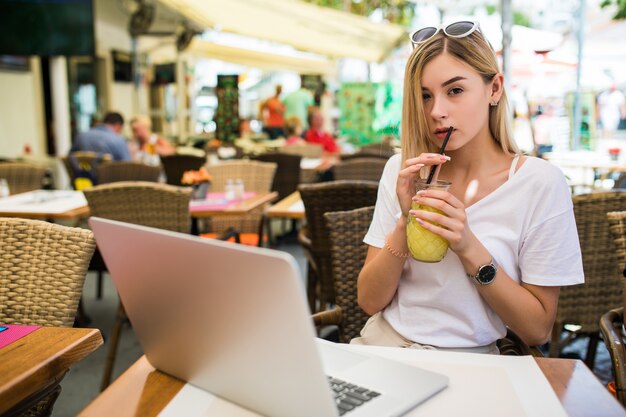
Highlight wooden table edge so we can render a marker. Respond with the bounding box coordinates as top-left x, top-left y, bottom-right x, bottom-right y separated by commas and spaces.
190, 191, 278, 218
0, 327, 103, 414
